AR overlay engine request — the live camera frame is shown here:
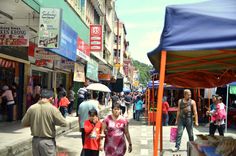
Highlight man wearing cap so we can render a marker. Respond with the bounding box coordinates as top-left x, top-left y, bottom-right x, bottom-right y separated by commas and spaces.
22, 89, 68, 156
